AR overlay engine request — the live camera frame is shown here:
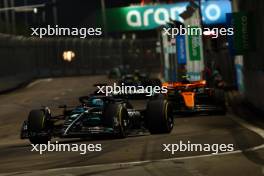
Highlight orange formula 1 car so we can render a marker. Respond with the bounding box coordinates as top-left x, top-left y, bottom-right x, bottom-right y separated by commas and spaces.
162, 80, 226, 115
